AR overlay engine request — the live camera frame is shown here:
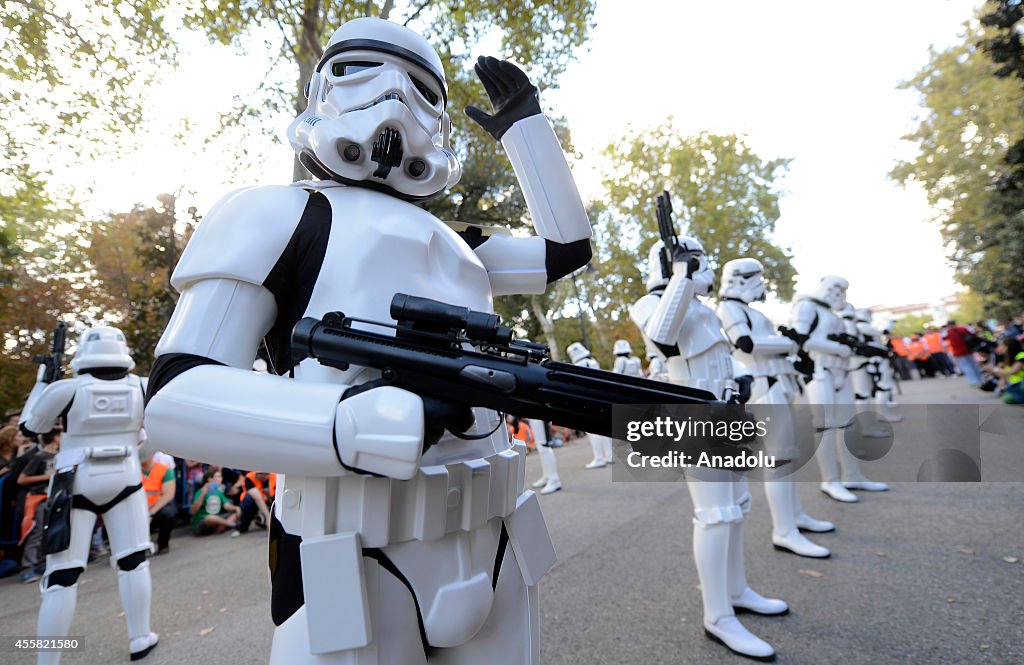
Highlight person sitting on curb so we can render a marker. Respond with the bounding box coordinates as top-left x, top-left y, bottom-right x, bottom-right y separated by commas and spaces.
190, 469, 240, 536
